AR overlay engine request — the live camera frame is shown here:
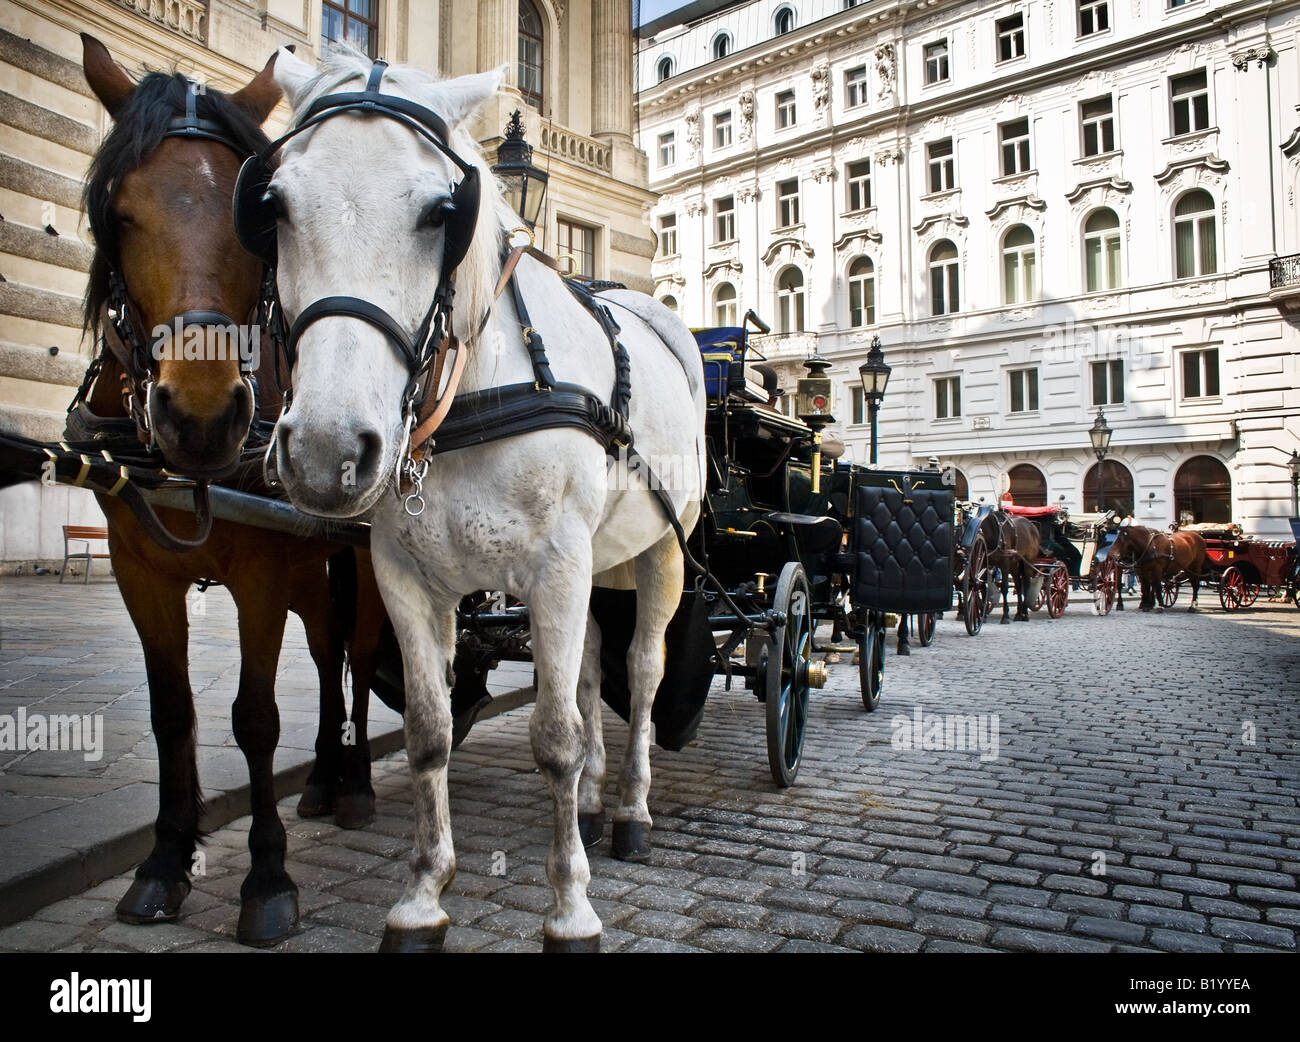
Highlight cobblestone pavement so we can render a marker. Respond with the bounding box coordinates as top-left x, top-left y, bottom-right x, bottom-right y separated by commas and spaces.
1, 593, 1297, 953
